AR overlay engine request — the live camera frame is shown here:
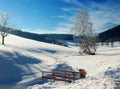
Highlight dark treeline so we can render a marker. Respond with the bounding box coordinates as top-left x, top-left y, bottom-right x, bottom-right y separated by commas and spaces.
2, 25, 120, 46
99, 25, 120, 42
9, 29, 73, 46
